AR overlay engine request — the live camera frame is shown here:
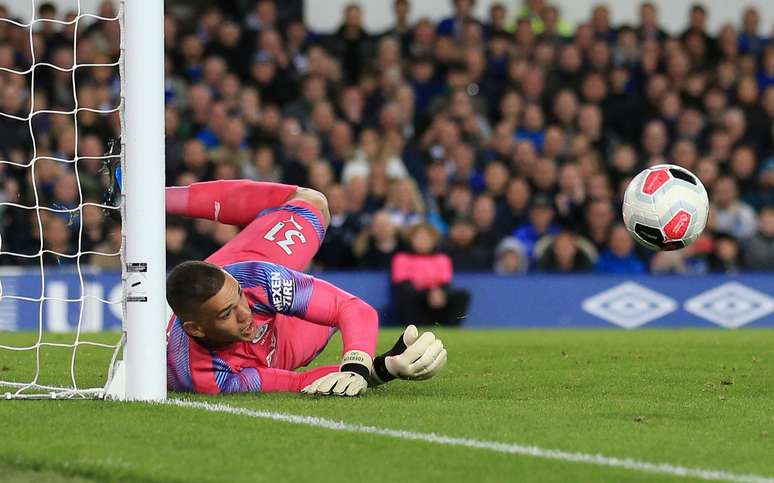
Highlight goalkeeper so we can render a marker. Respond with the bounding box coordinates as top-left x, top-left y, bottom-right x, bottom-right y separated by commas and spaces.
164, 180, 447, 396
